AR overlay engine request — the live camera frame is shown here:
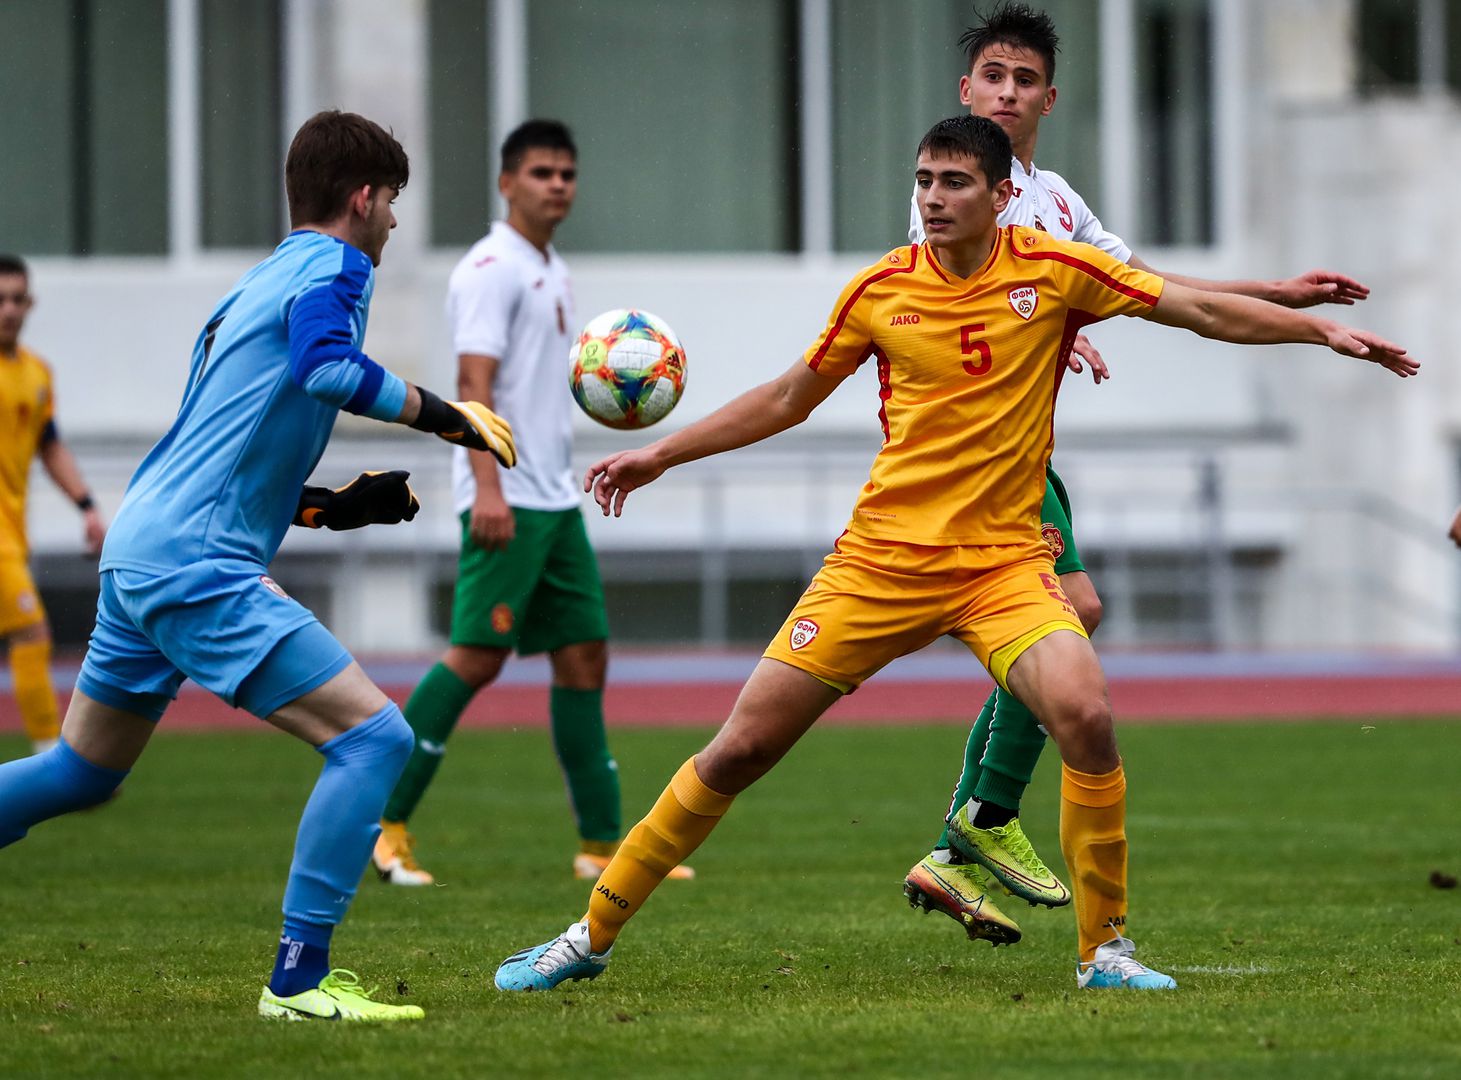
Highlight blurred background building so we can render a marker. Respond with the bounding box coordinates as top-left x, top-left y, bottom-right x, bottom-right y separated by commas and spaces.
3, 0, 1459, 653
